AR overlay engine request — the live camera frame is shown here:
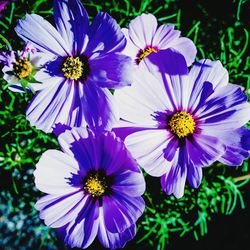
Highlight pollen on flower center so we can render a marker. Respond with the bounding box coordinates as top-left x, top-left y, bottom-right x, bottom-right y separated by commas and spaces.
169, 111, 196, 138
136, 46, 159, 64
13, 59, 33, 79
62, 57, 84, 80
84, 172, 108, 197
